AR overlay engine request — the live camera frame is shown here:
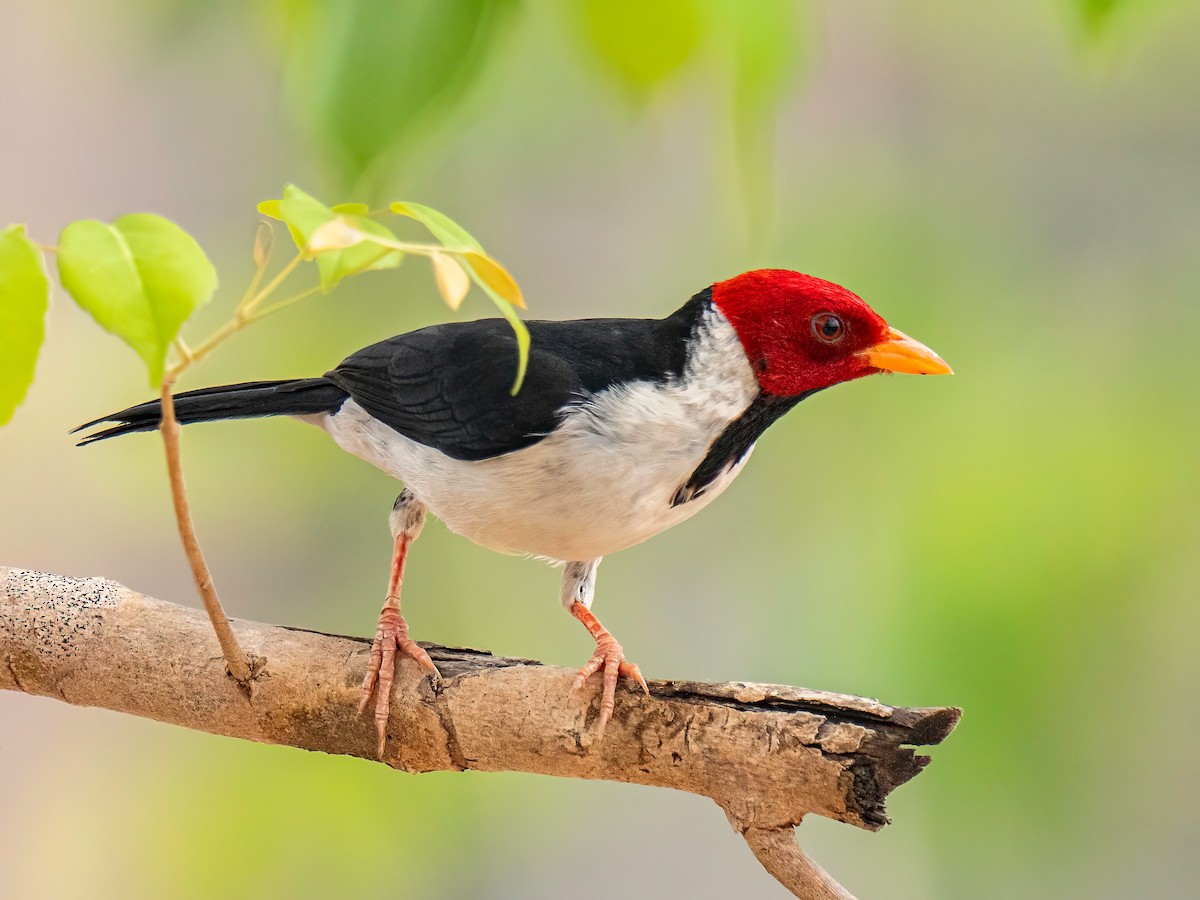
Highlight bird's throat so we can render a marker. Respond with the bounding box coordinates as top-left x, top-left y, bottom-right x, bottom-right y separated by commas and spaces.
672, 389, 817, 507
